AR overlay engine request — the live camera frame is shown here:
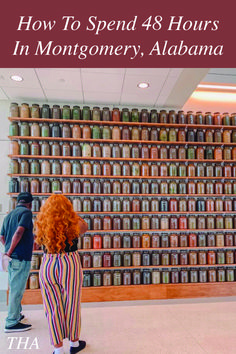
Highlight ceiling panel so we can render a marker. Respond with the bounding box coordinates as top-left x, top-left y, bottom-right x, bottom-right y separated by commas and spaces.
36, 69, 83, 91
44, 89, 84, 103
0, 68, 41, 88
83, 91, 121, 105
2, 87, 45, 101
81, 68, 125, 74
125, 68, 170, 76
82, 72, 124, 93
